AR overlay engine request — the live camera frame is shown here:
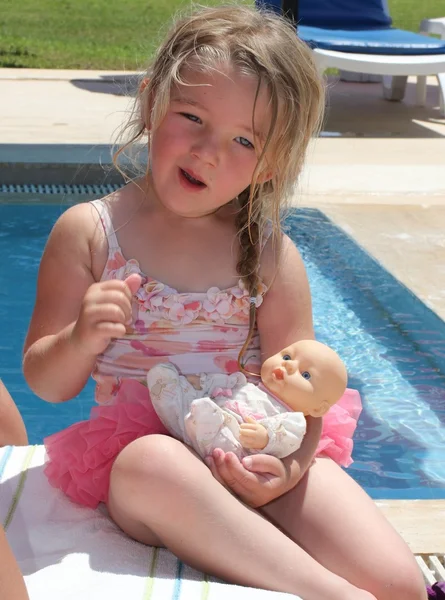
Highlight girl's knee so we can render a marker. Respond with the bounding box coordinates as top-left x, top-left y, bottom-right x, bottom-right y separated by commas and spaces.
110, 434, 199, 489
370, 556, 426, 600
108, 434, 207, 529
